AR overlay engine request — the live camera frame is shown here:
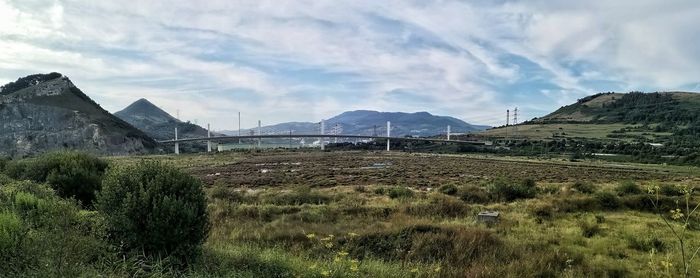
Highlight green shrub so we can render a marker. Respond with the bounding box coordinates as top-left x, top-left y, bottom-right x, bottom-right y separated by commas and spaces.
659, 184, 684, 196
529, 202, 555, 220
209, 181, 244, 202
404, 195, 470, 218
265, 187, 330, 205
572, 181, 595, 194
578, 218, 601, 238
438, 184, 458, 195
552, 196, 600, 213
459, 185, 490, 203
373, 187, 386, 195
627, 235, 666, 252
387, 187, 414, 199
0, 173, 12, 185
488, 178, 537, 201
0, 211, 24, 255
5, 151, 108, 206
616, 180, 642, 195
348, 225, 500, 265
595, 192, 621, 210
0, 181, 111, 277
97, 161, 209, 266
0, 156, 9, 172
